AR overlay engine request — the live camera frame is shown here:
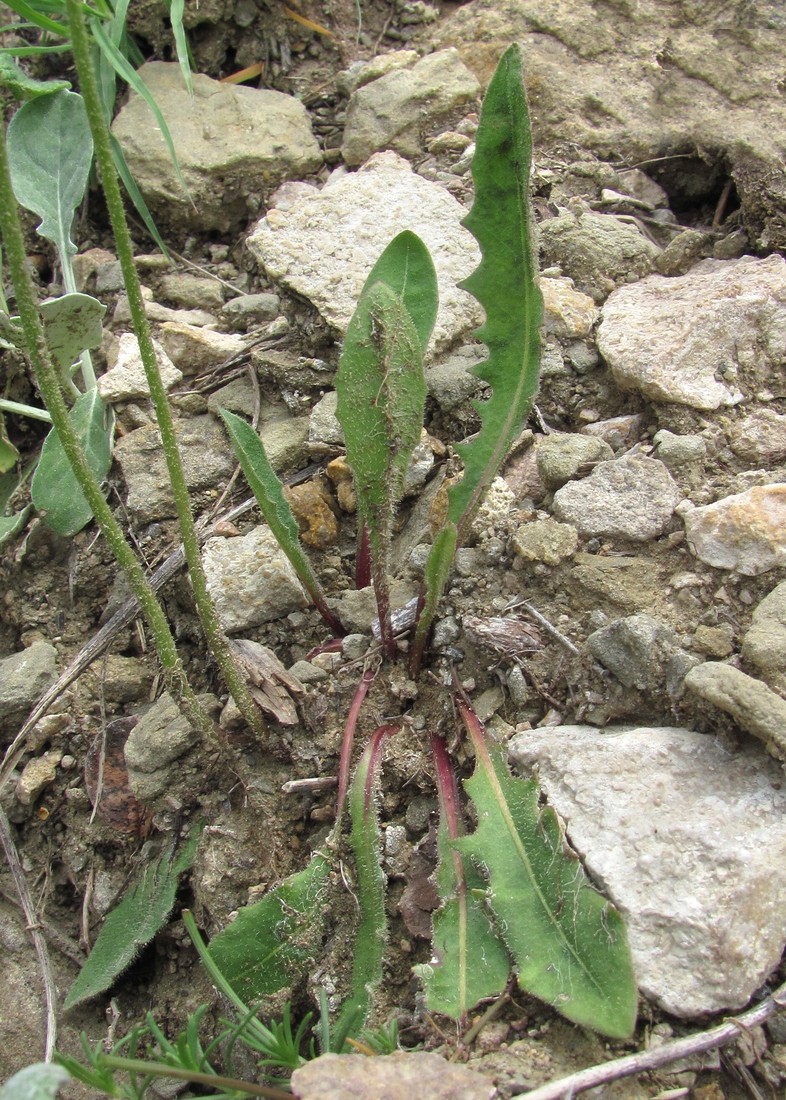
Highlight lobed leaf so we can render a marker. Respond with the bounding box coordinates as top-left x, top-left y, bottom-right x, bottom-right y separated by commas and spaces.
456, 698, 638, 1039
64, 829, 202, 1010
448, 43, 543, 544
